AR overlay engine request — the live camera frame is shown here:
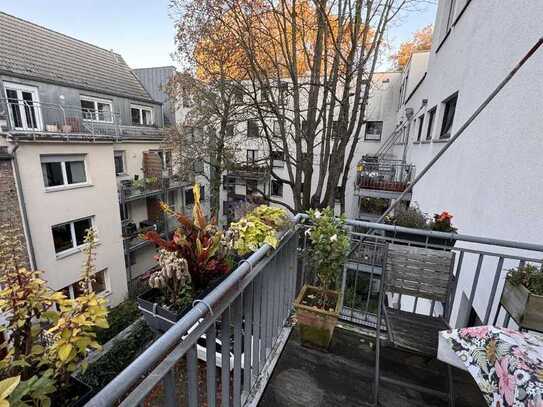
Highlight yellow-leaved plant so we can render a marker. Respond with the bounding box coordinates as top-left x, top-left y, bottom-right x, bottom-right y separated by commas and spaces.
46, 227, 109, 385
